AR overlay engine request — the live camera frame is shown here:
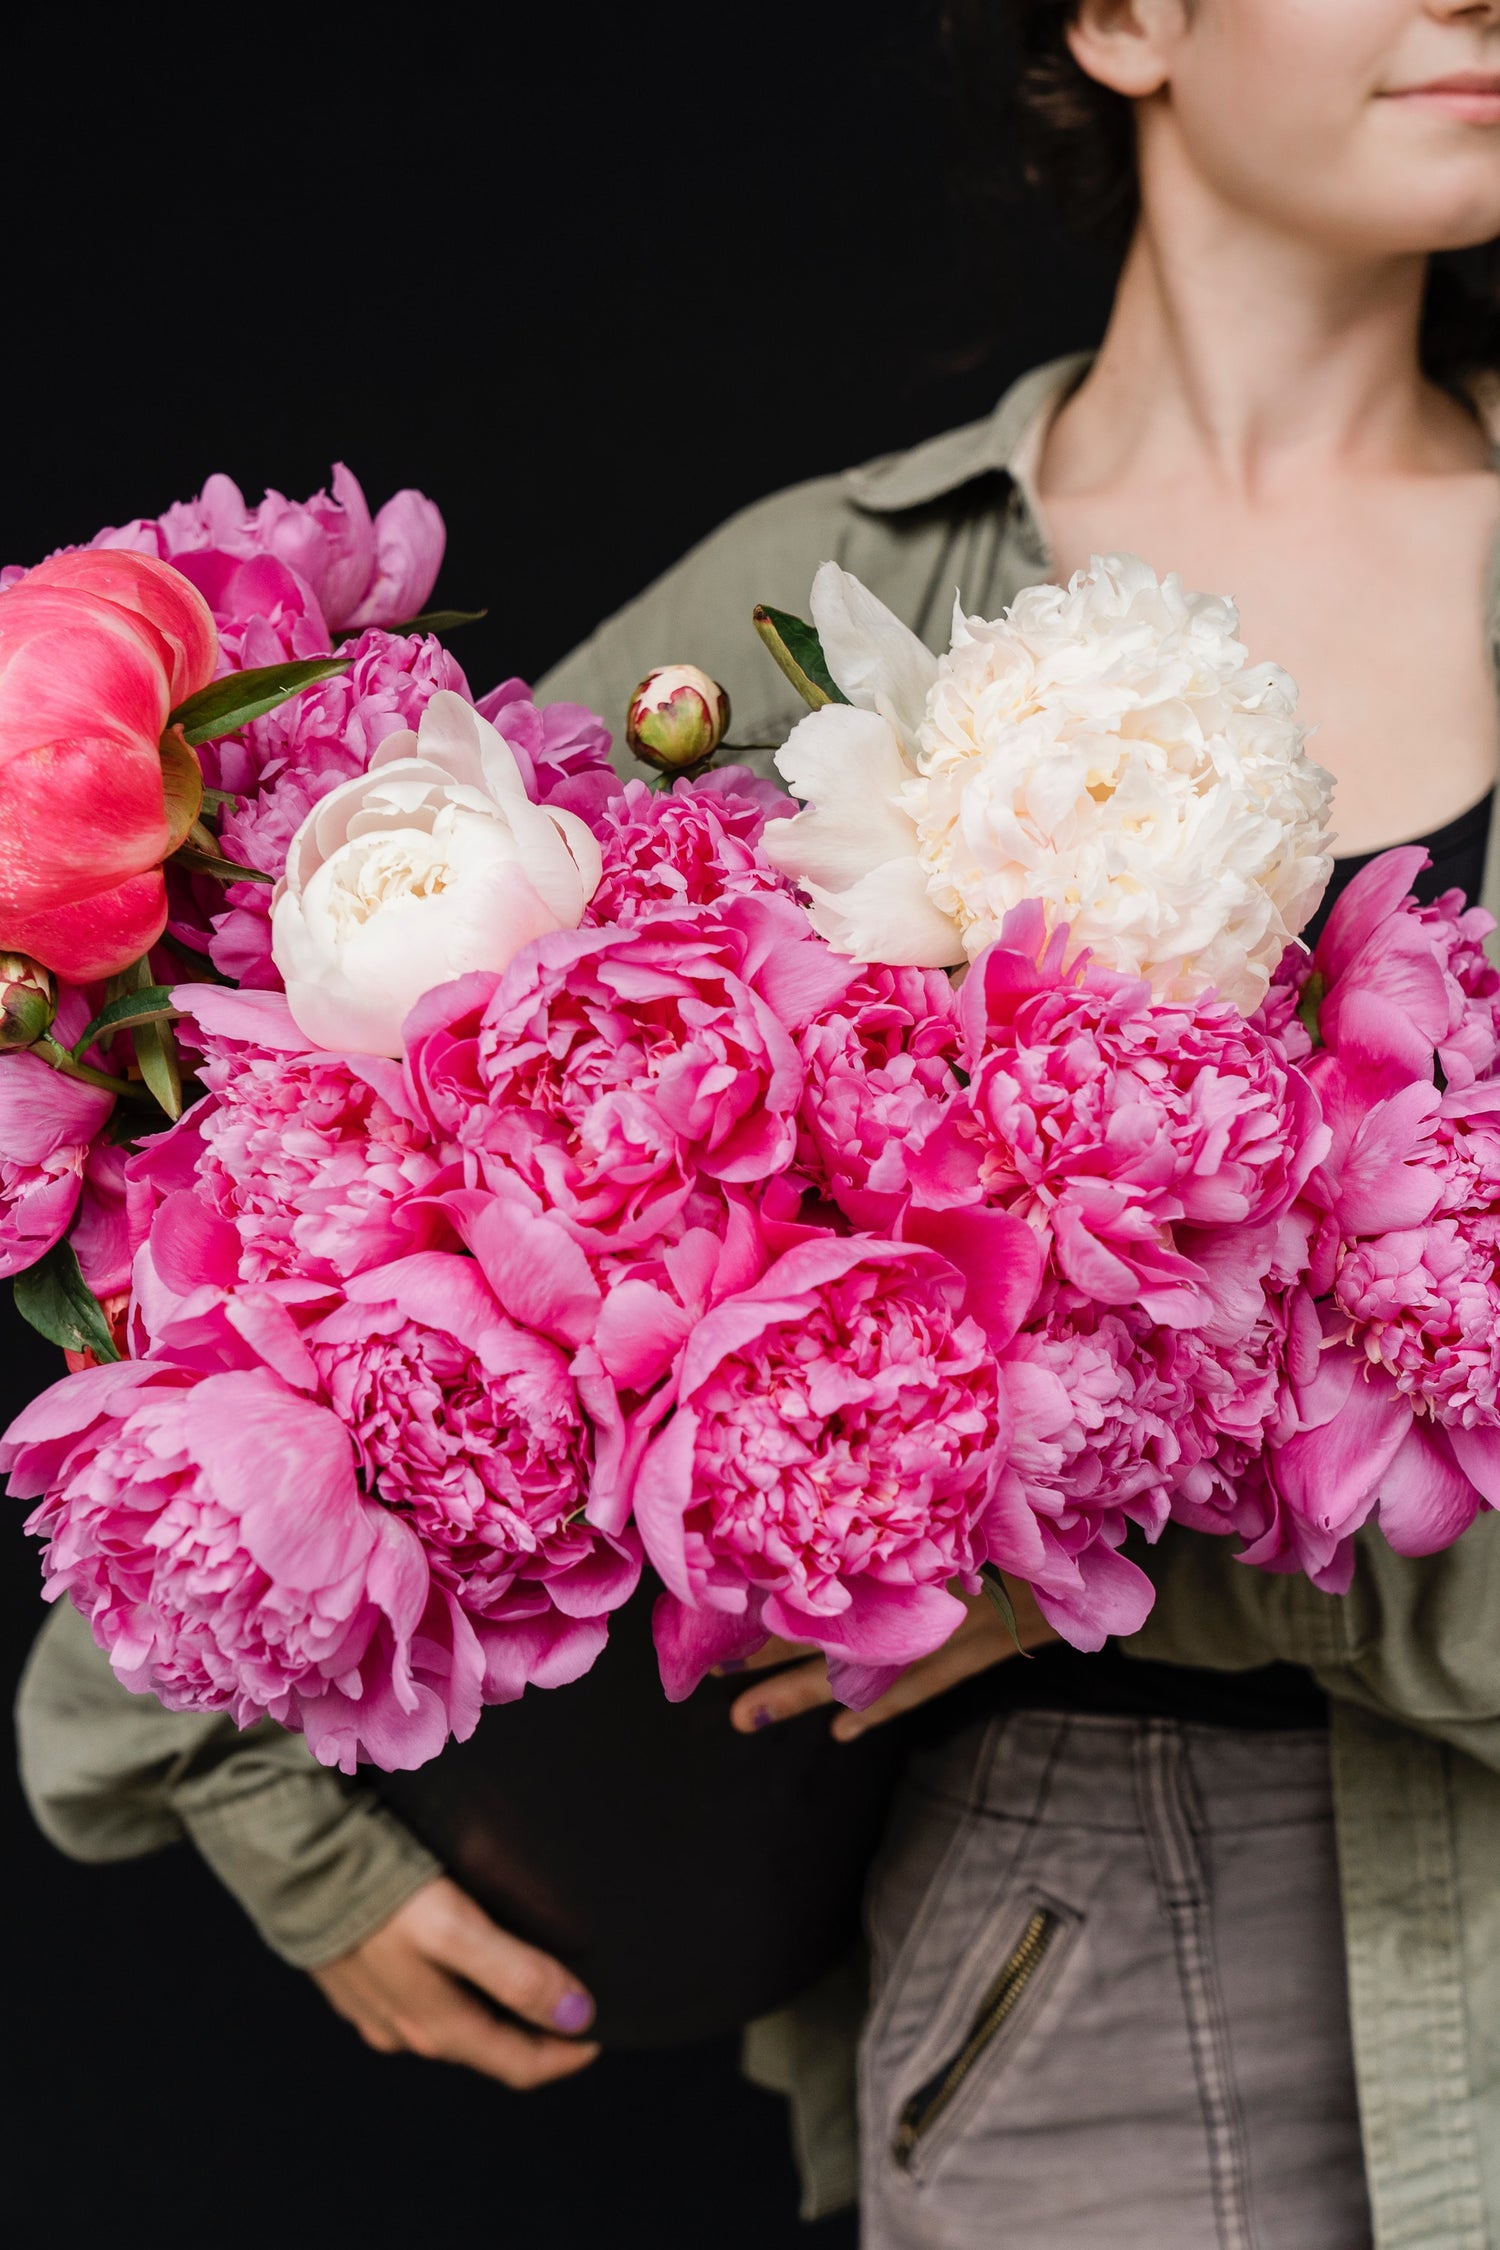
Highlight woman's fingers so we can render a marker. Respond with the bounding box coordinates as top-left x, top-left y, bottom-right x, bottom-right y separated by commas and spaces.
418, 1881, 596, 2036
728, 1656, 835, 1733
308, 1876, 601, 2089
